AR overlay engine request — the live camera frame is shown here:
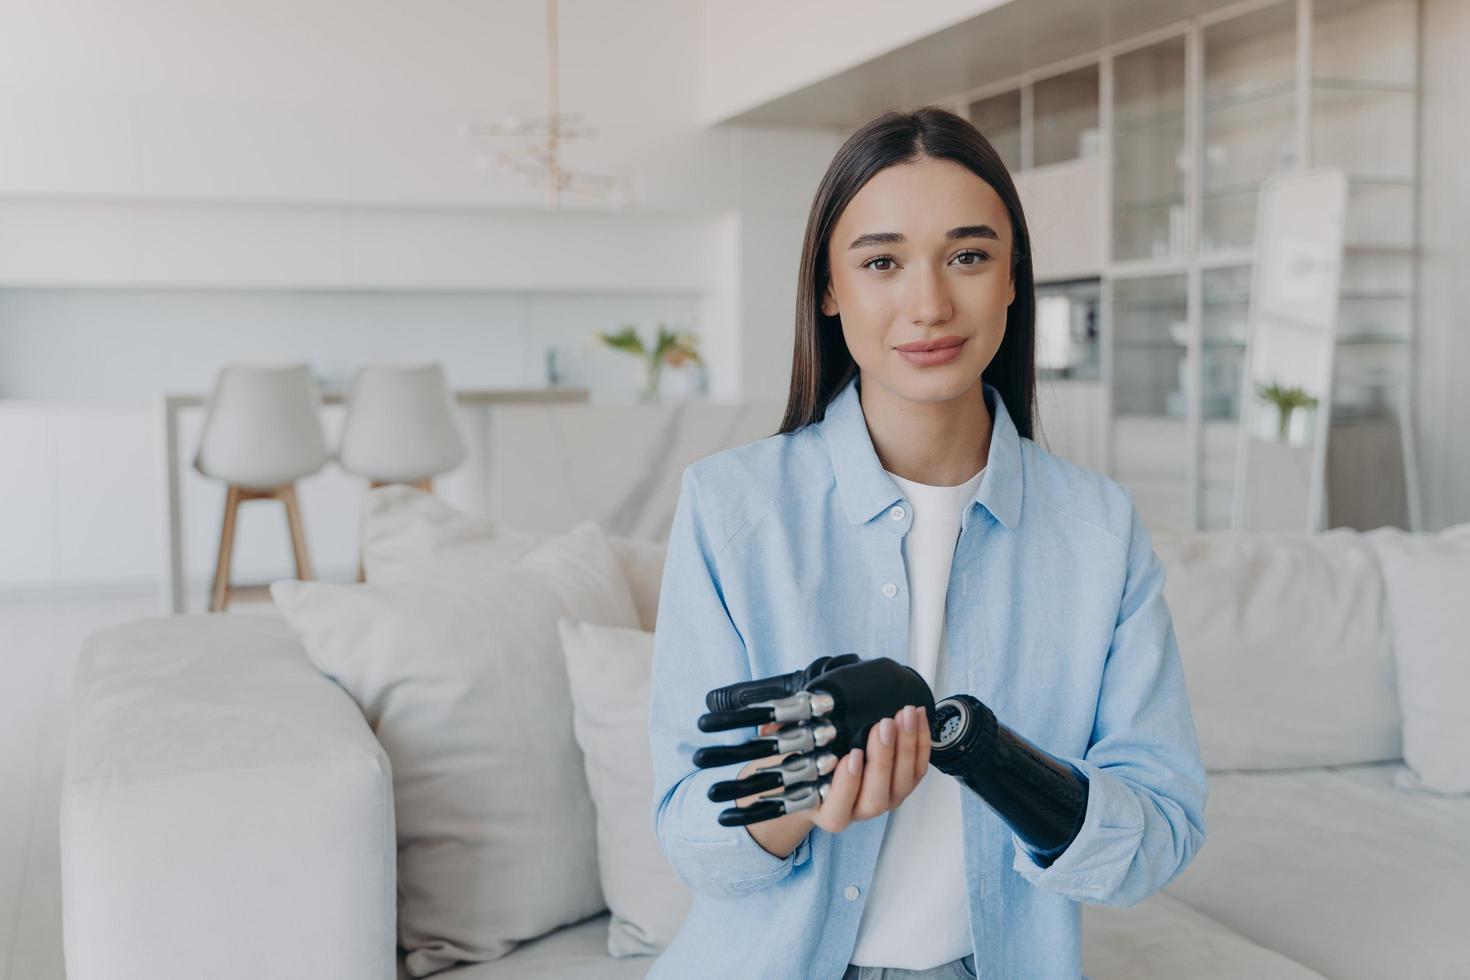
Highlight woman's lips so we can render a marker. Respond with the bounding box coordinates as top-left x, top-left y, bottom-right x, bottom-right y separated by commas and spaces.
896, 337, 966, 366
